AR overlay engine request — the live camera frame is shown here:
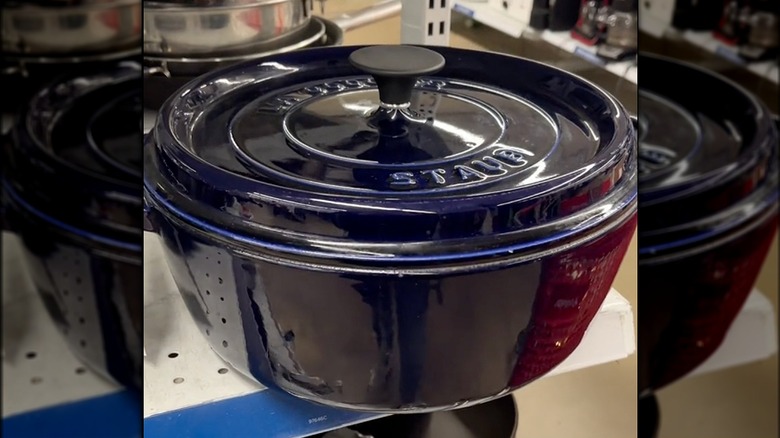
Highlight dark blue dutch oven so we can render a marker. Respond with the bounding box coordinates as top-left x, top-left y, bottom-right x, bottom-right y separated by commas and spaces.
636, 53, 779, 394
1, 63, 143, 391
144, 44, 638, 412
